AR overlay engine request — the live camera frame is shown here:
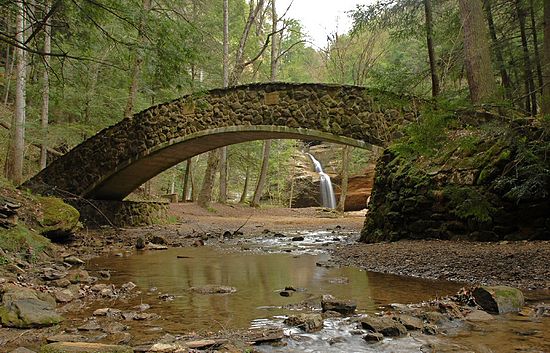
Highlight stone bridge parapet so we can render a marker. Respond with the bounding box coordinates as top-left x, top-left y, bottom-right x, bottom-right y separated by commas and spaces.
24, 82, 420, 200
